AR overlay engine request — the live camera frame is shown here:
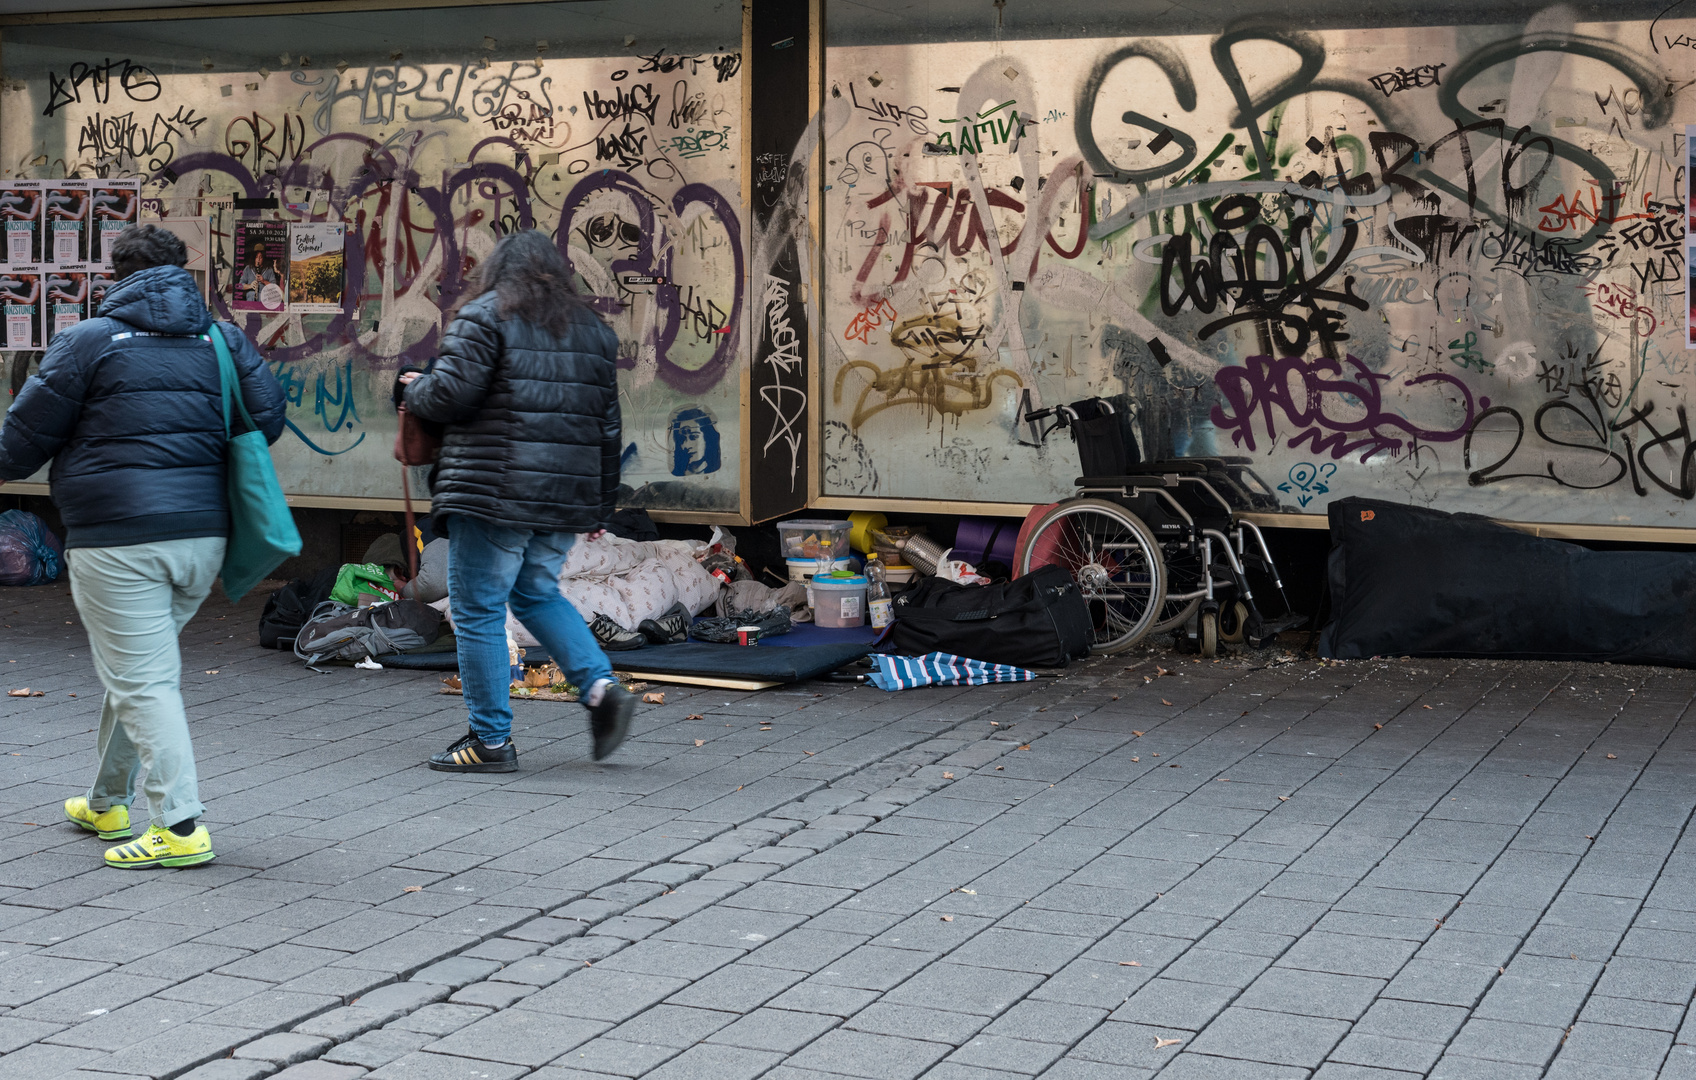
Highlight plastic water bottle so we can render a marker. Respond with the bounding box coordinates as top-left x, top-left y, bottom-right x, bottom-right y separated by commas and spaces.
866, 554, 893, 630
